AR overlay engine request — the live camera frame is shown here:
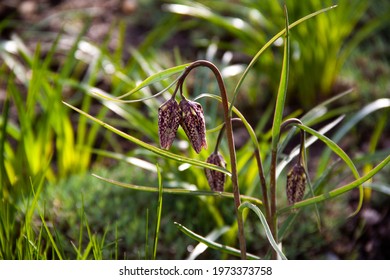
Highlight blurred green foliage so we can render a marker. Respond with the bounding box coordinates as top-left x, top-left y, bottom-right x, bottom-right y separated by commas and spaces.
164, 0, 390, 108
